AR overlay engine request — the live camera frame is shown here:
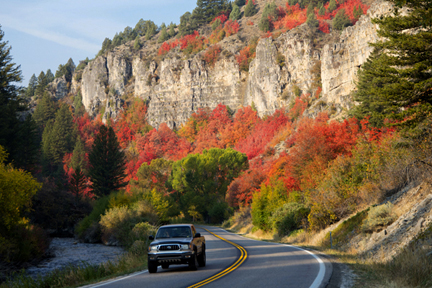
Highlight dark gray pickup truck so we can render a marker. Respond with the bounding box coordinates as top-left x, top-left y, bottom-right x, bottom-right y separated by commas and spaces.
147, 224, 206, 273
